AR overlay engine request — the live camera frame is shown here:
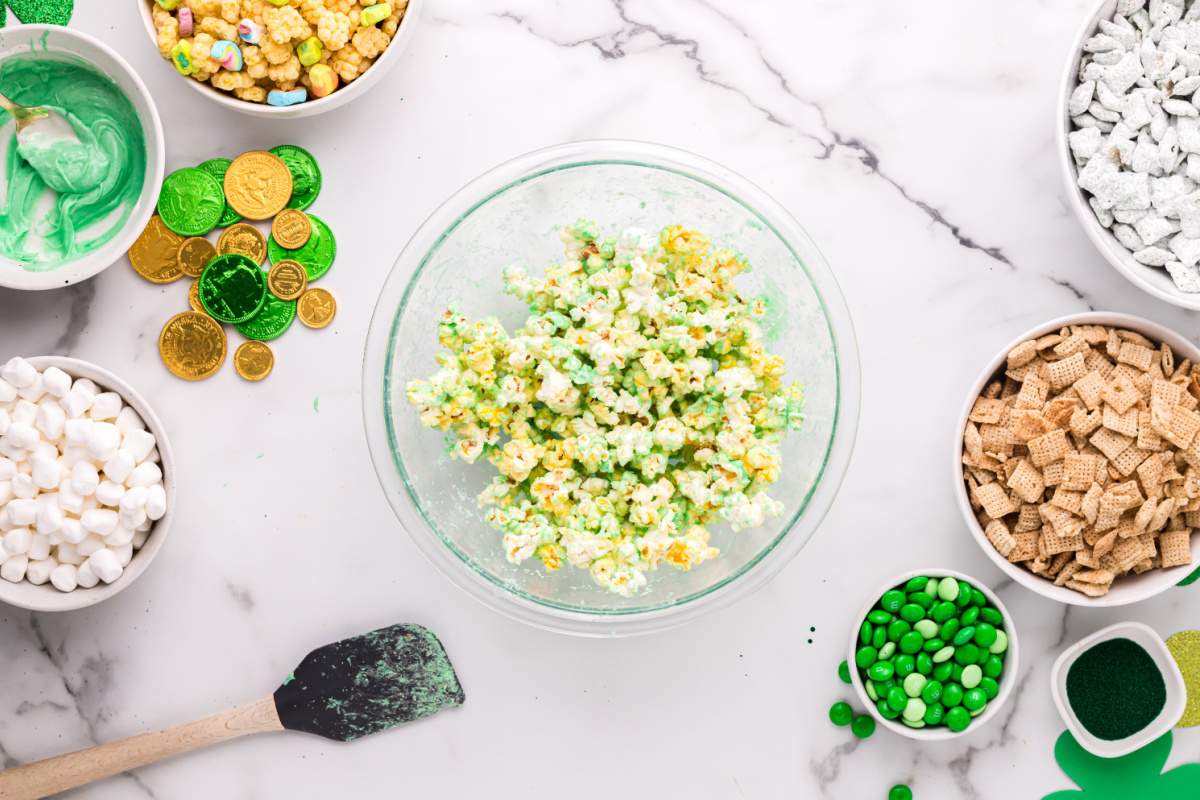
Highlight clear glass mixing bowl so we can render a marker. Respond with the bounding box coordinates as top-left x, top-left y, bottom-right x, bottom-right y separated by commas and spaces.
363, 141, 860, 636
